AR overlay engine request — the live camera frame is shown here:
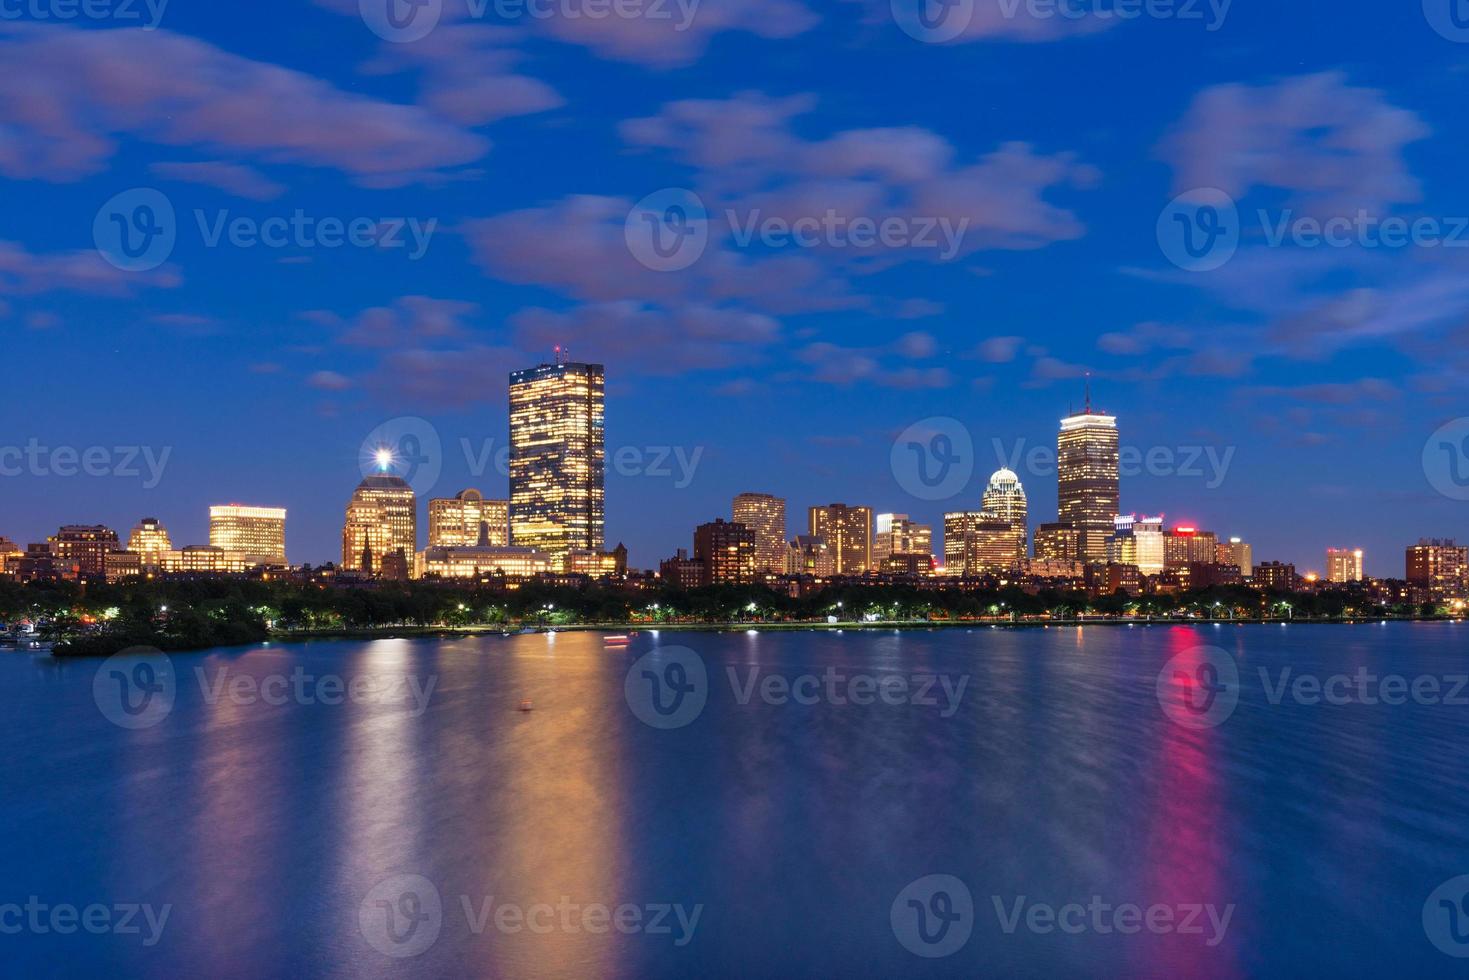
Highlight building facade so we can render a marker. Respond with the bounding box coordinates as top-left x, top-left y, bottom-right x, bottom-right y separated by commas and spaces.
428, 489, 510, 548
126, 518, 173, 569
1406, 540, 1468, 601
1218, 537, 1253, 577
807, 504, 872, 575
48, 525, 119, 580
1033, 522, 1081, 563
981, 468, 1028, 548
1057, 404, 1120, 564
209, 505, 287, 565
1326, 548, 1365, 583
733, 493, 787, 576
945, 511, 1024, 575
343, 474, 417, 575
509, 360, 606, 570
693, 519, 757, 586
874, 513, 933, 563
